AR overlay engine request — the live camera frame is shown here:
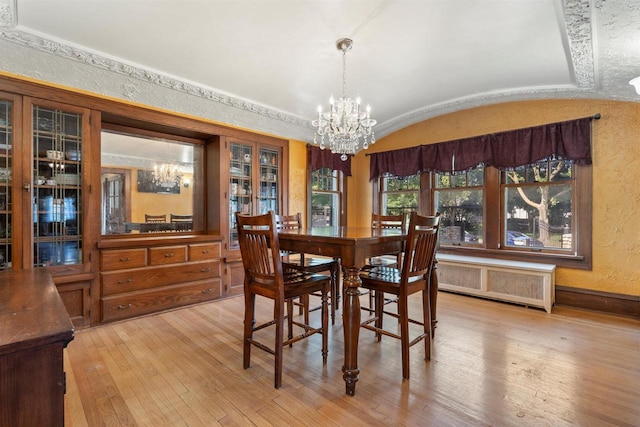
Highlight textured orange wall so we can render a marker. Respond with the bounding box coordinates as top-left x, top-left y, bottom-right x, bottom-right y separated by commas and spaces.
287, 140, 308, 225
346, 99, 640, 296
